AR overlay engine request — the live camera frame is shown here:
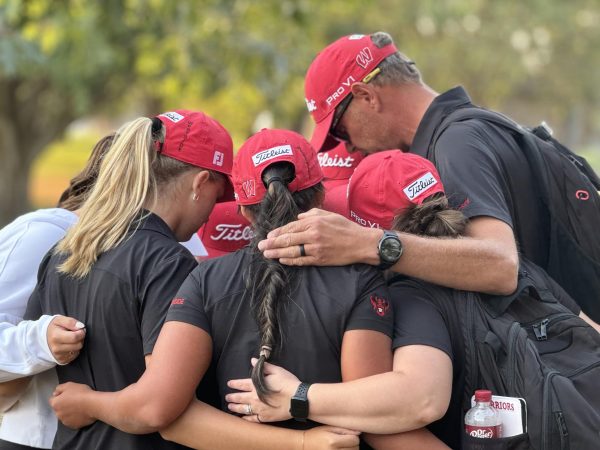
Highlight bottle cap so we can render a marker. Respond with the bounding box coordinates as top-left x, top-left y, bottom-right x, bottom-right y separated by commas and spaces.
474, 389, 492, 402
